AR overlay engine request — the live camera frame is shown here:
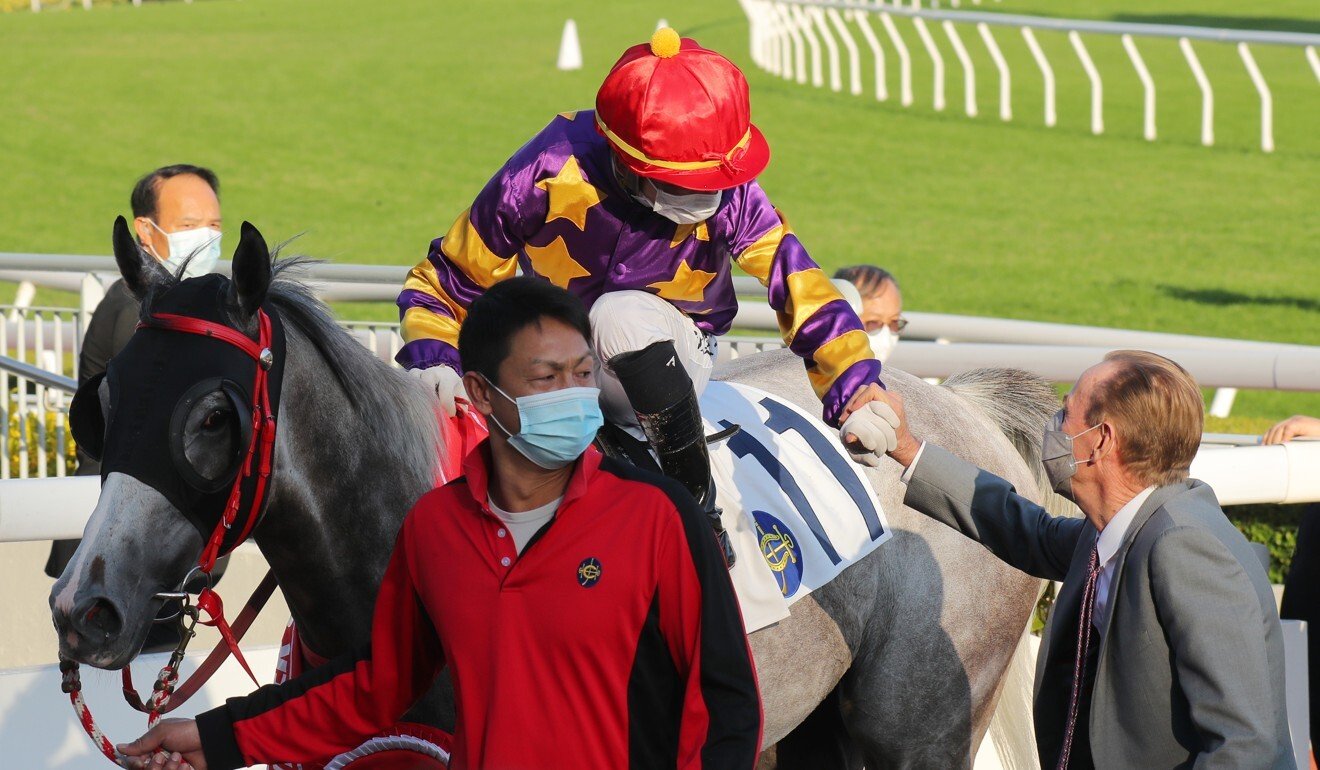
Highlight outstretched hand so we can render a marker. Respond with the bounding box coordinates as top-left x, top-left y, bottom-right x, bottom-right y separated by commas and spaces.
840, 387, 921, 468
117, 719, 206, 770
